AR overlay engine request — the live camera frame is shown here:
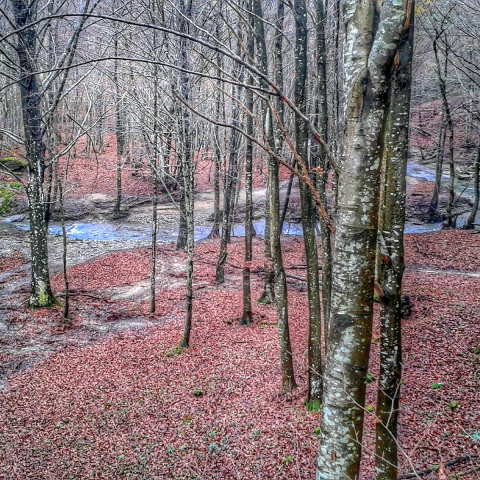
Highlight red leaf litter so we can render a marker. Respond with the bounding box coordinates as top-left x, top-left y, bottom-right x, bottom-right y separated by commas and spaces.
1, 232, 480, 479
